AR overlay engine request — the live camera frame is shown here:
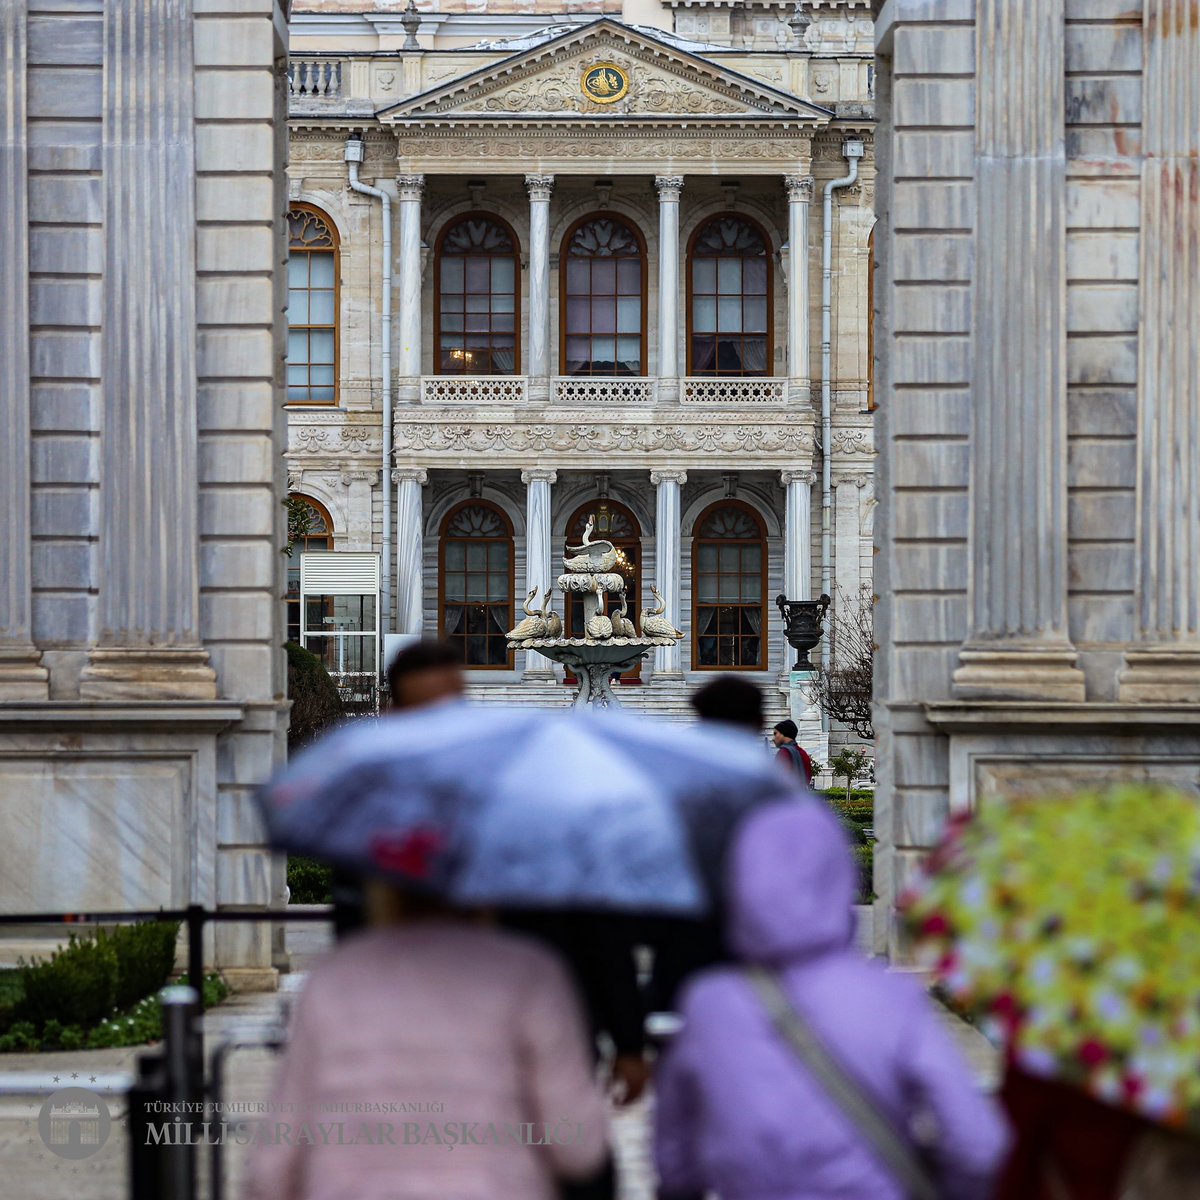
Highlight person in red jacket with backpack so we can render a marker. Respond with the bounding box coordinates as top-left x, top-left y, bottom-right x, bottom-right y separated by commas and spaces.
772, 720, 814, 788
